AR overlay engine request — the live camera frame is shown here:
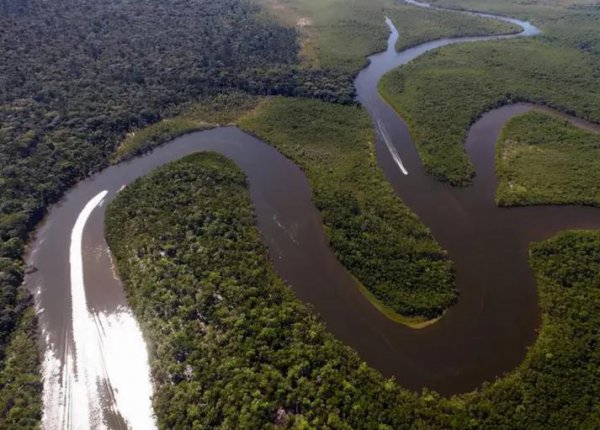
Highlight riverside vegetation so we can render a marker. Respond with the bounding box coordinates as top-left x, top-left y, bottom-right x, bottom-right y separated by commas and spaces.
427, 0, 600, 67
388, 3, 519, 51
4, 0, 600, 427
379, 39, 600, 184
113, 96, 457, 321
496, 110, 600, 207
112, 93, 263, 162
240, 98, 455, 321
379, 0, 600, 184
106, 152, 600, 429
